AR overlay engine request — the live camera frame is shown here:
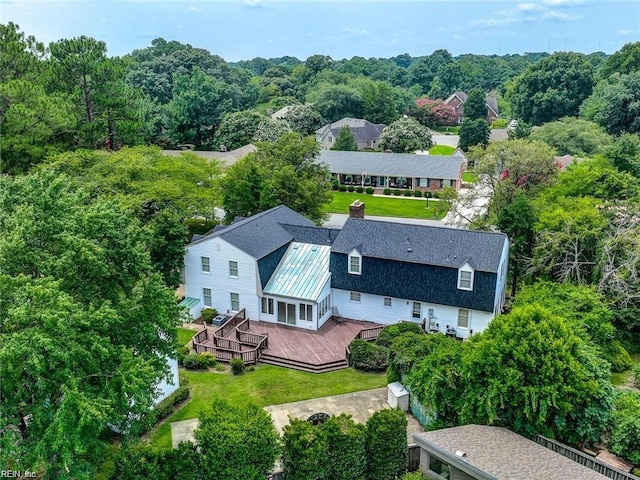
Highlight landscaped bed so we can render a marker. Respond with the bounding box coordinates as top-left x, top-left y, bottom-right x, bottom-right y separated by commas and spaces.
149, 364, 386, 449
325, 192, 449, 219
